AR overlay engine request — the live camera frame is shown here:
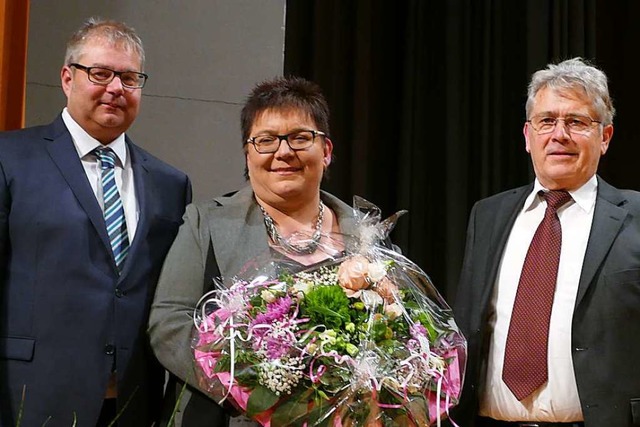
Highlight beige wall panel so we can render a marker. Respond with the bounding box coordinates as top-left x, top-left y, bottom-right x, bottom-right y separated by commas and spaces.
26, 0, 285, 201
